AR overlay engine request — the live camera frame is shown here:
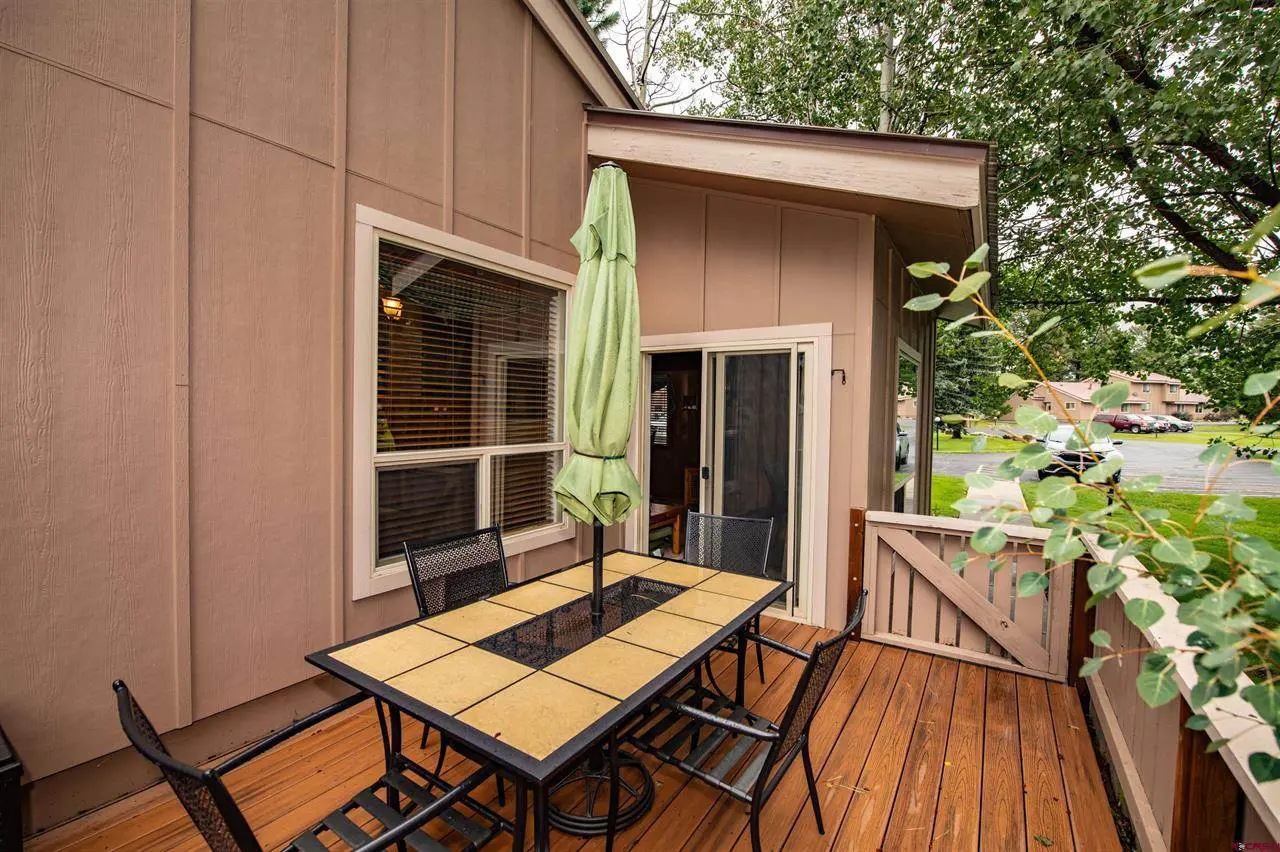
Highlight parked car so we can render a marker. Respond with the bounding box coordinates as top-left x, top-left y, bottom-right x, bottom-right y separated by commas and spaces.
1038, 425, 1125, 481
895, 421, 911, 469
1149, 414, 1194, 433
1094, 411, 1152, 434
1141, 414, 1174, 433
